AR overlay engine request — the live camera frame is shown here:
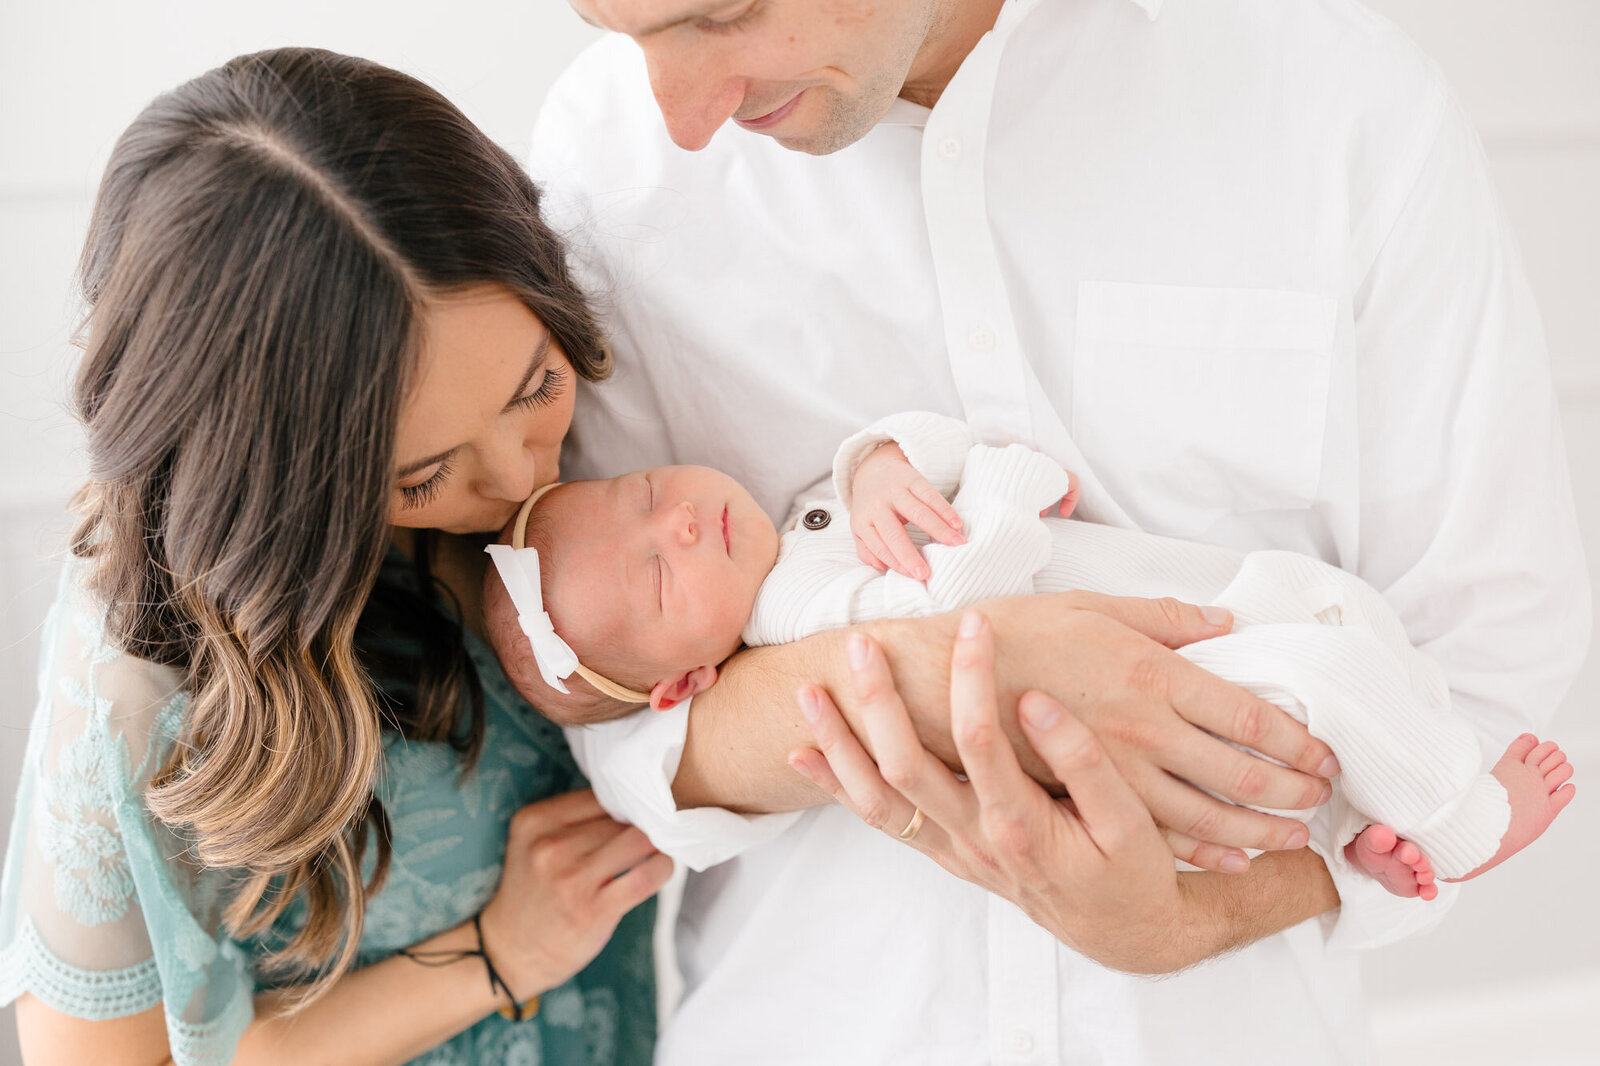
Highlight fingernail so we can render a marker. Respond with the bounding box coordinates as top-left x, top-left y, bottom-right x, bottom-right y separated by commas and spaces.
958, 610, 983, 640
1200, 605, 1231, 627
788, 753, 817, 782
1319, 783, 1333, 804
1020, 694, 1060, 731
1221, 854, 1250, 874
1318, 754, 1341, 777
1287, 826, 1309, 849
798, 687, 820, 724
847, 633, 869, 670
